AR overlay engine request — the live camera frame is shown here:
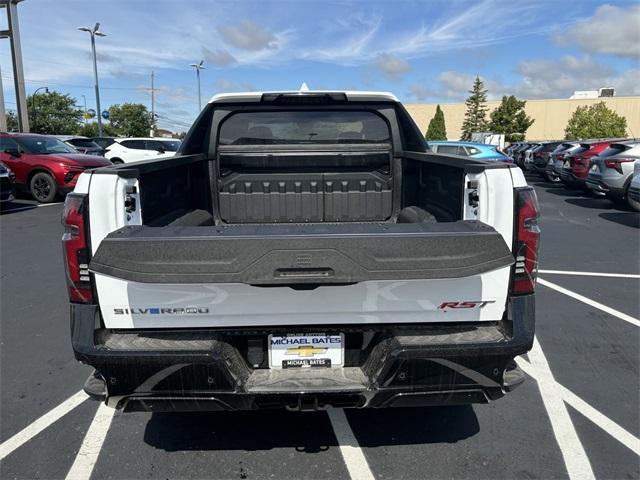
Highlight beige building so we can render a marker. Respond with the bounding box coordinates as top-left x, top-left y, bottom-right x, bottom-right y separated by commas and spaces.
405, 96, 640, 141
